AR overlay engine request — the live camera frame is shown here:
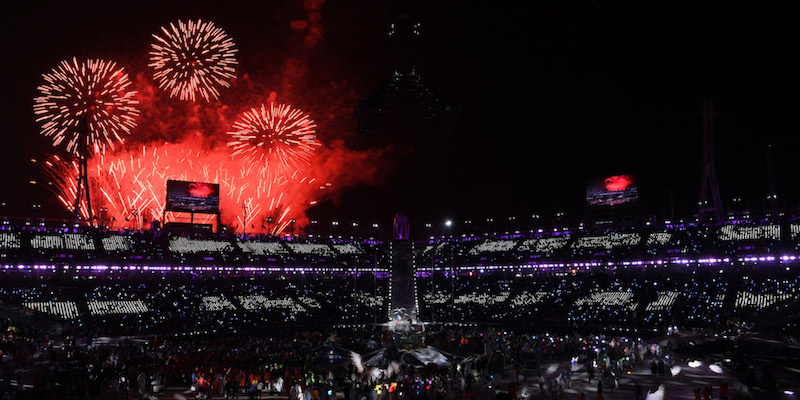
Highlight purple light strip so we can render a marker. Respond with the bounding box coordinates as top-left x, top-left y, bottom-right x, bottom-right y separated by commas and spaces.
2, 264, 389, 274
3, 254, 798, 275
